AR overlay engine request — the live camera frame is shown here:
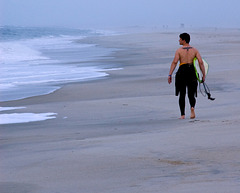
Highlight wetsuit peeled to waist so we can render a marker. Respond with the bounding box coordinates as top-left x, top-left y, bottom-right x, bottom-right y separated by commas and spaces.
175, 63, 198, 97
